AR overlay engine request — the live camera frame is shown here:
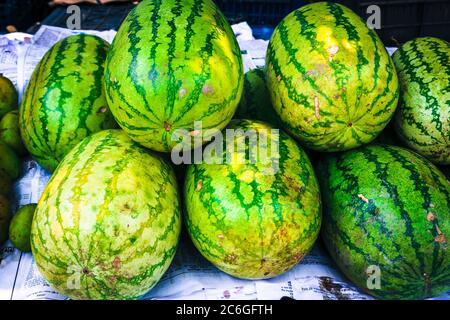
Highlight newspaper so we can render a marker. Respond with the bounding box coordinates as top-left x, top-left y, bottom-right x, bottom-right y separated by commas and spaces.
0, 24, 448, 301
